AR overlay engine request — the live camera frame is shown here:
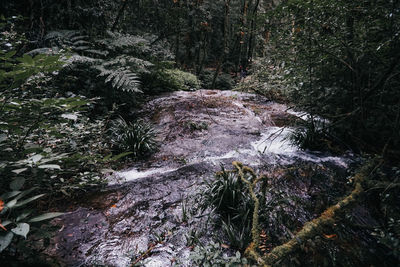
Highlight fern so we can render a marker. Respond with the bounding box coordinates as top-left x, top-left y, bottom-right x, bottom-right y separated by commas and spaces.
41, 30, 175, 96
99, 31, 174, 60
99, 31, 148, 51
44, 30, 108, 58
102, 56, 153, 74
96, 66, 141, 93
